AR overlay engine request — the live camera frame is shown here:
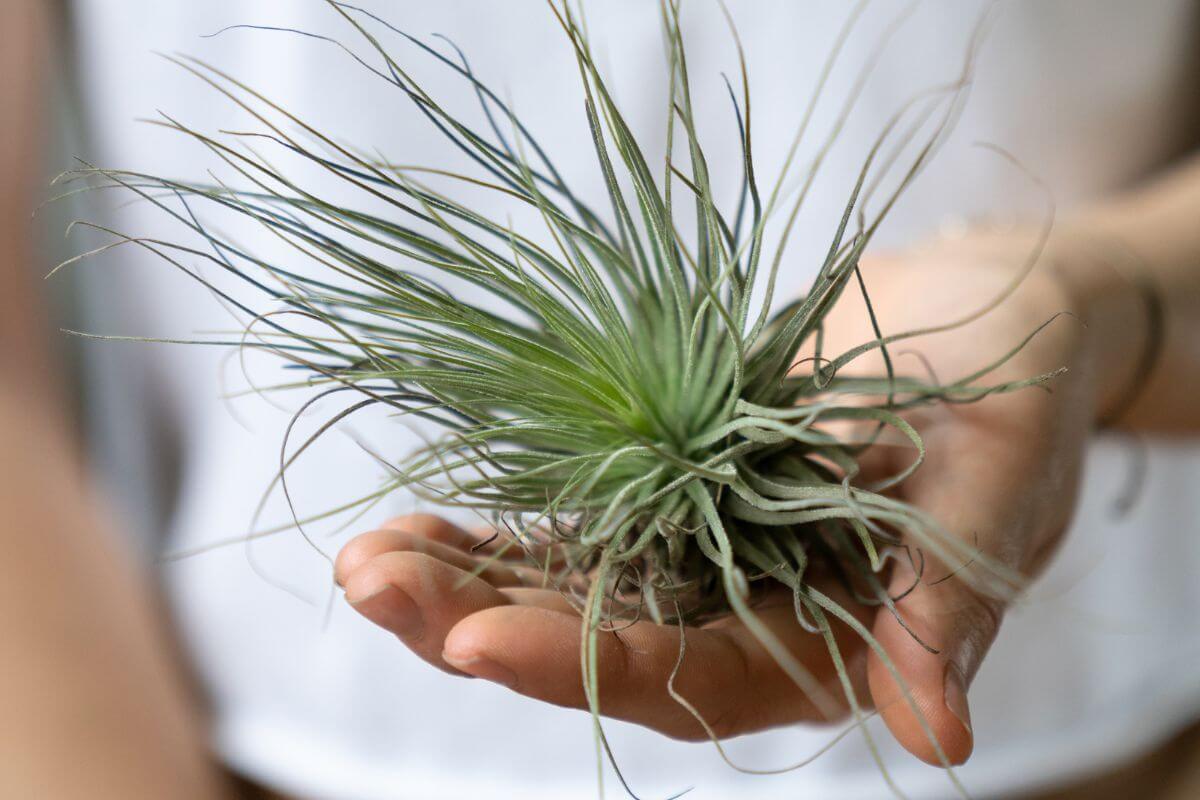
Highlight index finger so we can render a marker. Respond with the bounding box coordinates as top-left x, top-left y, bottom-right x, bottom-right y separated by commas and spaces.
441, 592, 867, 741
